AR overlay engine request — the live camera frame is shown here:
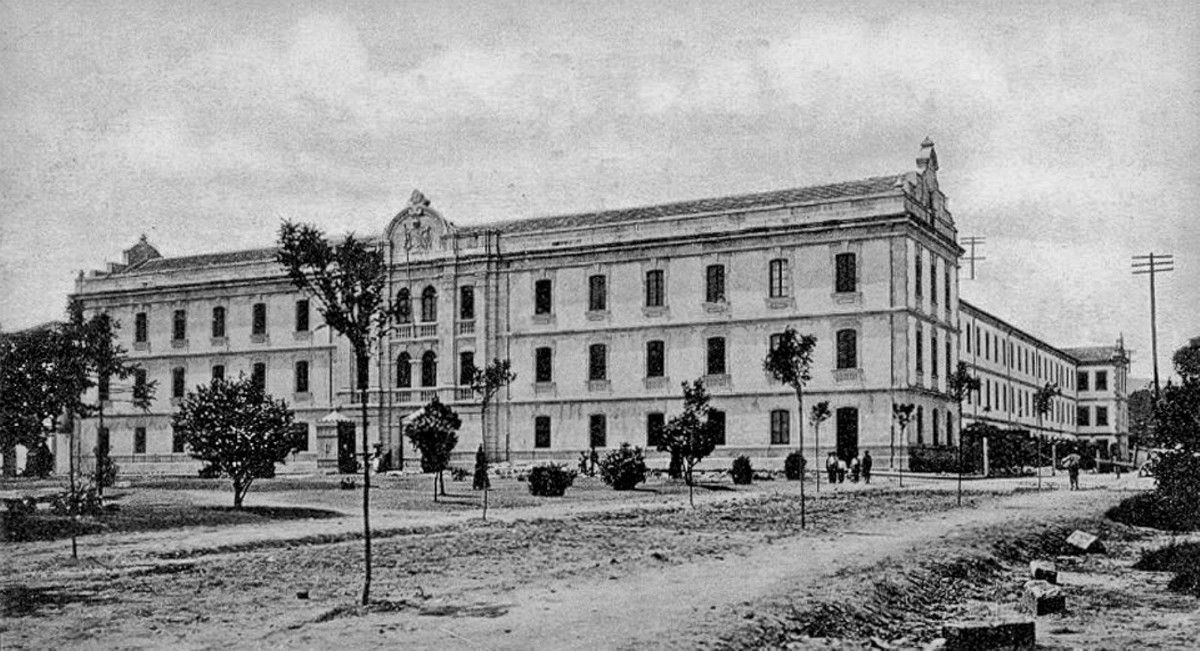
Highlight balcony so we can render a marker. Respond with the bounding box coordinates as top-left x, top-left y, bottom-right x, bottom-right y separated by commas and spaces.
457, 321, 475, 336
416, 324, 437, 338
455, 387, 474, 401
419, 389, 438, 403
395, 324, 413, 339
